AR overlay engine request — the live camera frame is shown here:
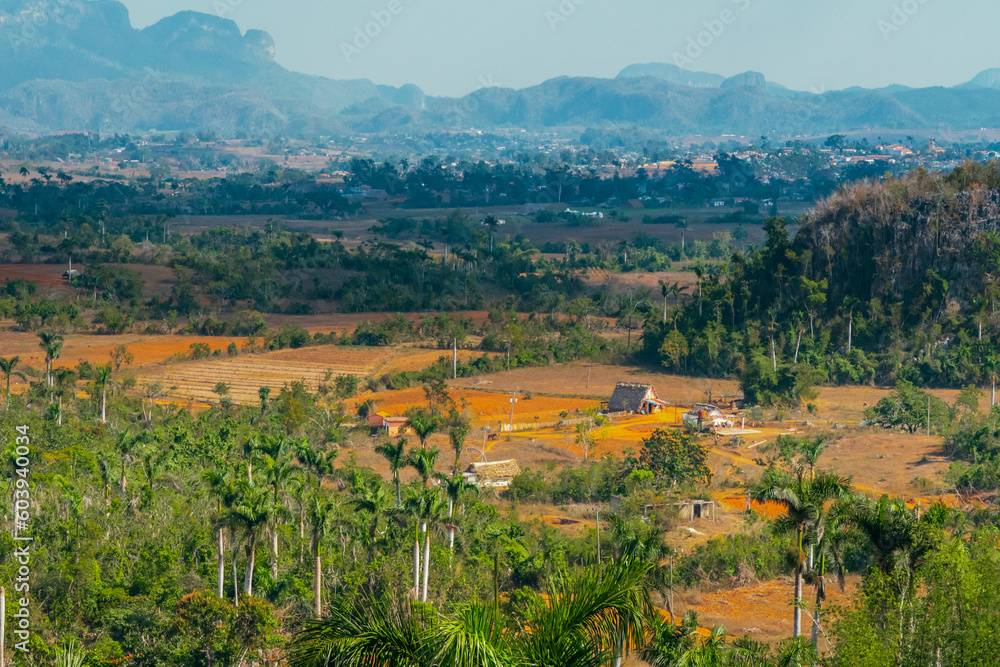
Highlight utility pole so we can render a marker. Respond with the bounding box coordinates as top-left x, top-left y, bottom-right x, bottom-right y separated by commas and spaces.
508, 390, 518, 434
453, 338, 458, 379
587, 362, 592, 390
